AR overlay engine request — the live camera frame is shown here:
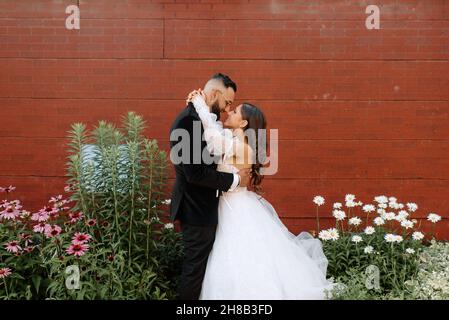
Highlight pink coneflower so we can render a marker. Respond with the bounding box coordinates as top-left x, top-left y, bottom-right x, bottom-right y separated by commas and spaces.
44, 224, 62, 238
33, 223, 50, 233
43, 205, 59, 217
69, 212, 84, 224
85, 219, 97, 227
71, 232, 92, 245
0, 268, 12, 279
9, 200, 22, 209
5, 241, 22, 254
19, 233, 33, 246
0, 206, 21, 220
49, 195, 63, 203
23, 246, 35, 254
0, 186, 15, 193
31, 210, 50, 222
50, 197, 68, 211
66, 243, 89, 257
19, 233, 31, 240
0, 200, 8, 208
